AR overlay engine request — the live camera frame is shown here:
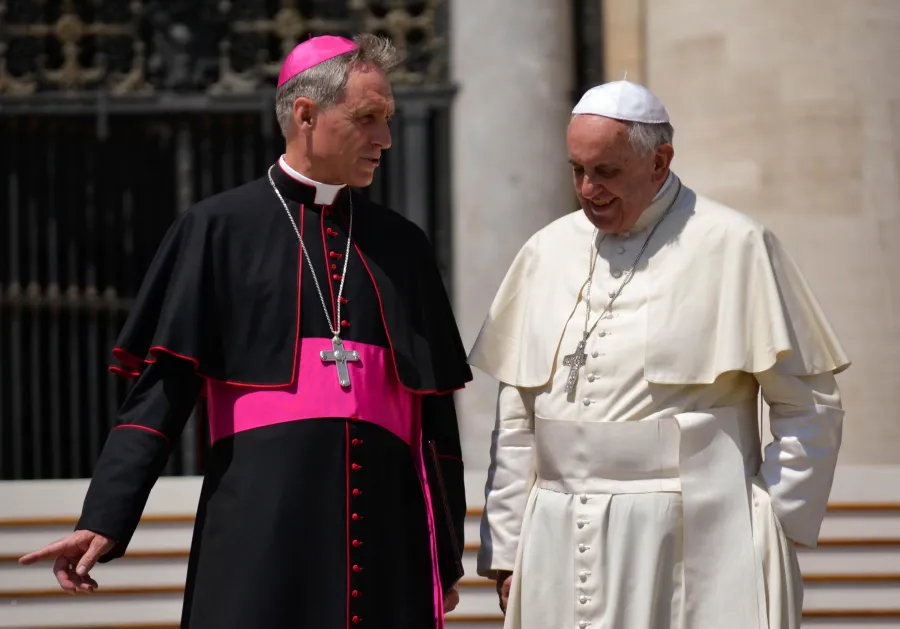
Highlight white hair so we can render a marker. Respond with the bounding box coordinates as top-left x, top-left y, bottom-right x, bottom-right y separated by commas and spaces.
570, 114, 675, 157
626, 121, 675, 156
274, 34, 402, 137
